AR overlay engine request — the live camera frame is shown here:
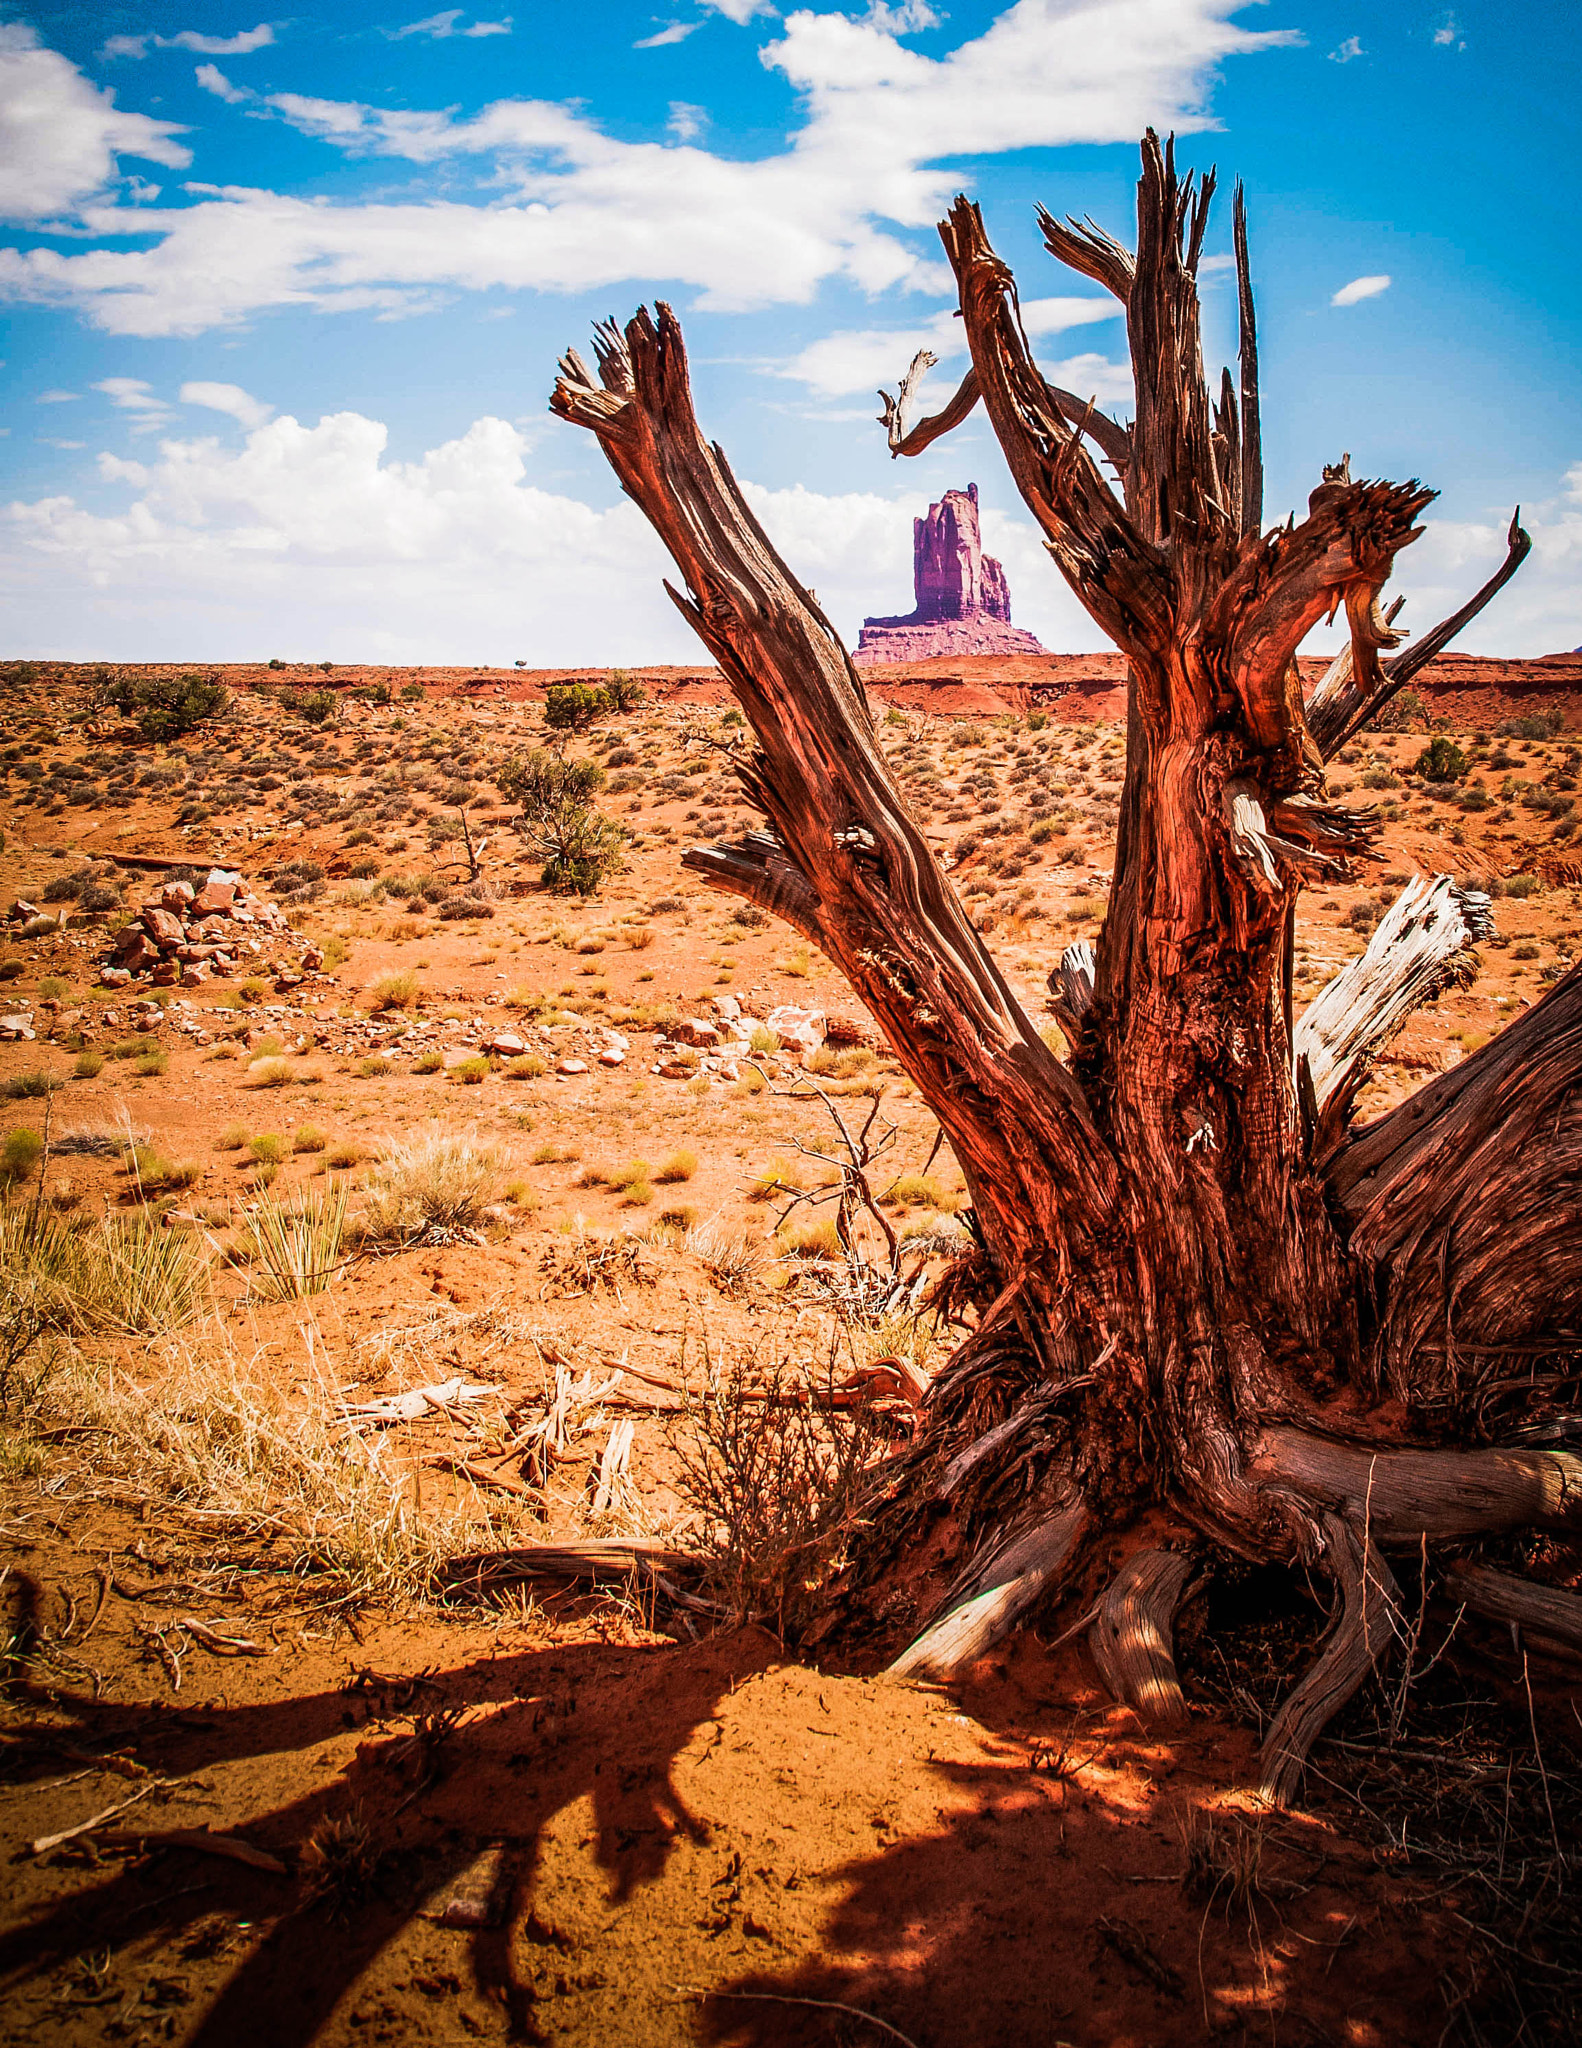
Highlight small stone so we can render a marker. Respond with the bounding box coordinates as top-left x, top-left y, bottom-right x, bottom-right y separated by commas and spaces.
672, 1016, 721, 1049
485, 1032, 527, 1056
557, 1057, 589, 1075
597, 1047, 625, 1066
712, 995, 742, 1022
0, 1015, 35, 1041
